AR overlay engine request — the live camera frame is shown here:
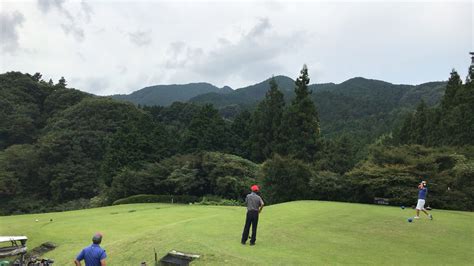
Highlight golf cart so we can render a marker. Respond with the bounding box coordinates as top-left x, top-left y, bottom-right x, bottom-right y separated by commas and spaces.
0, 237, 54, 266
0, 236, 27, 265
